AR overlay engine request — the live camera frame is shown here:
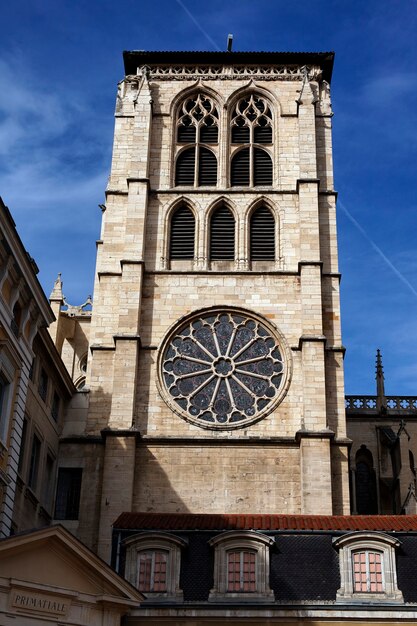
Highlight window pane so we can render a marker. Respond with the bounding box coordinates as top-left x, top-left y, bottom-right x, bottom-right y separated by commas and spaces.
138, 550, 167, 592
353, 551, 384, 593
